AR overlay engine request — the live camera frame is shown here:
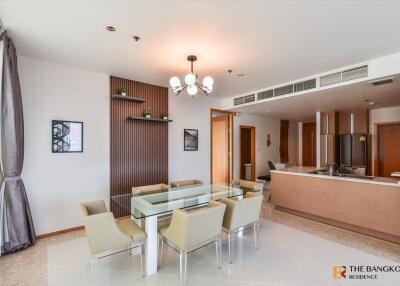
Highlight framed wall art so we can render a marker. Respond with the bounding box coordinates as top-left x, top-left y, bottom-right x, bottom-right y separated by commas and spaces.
52, 120, 83, 153
184, 129, 198, 151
